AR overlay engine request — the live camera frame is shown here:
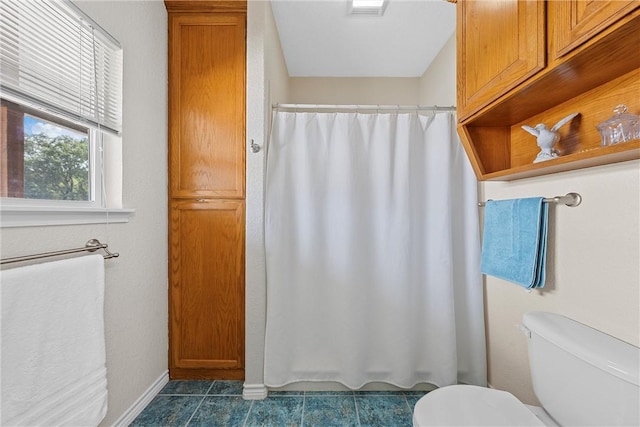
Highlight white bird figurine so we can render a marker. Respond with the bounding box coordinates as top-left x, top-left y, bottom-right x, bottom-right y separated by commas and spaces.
522, 112, 579, 163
